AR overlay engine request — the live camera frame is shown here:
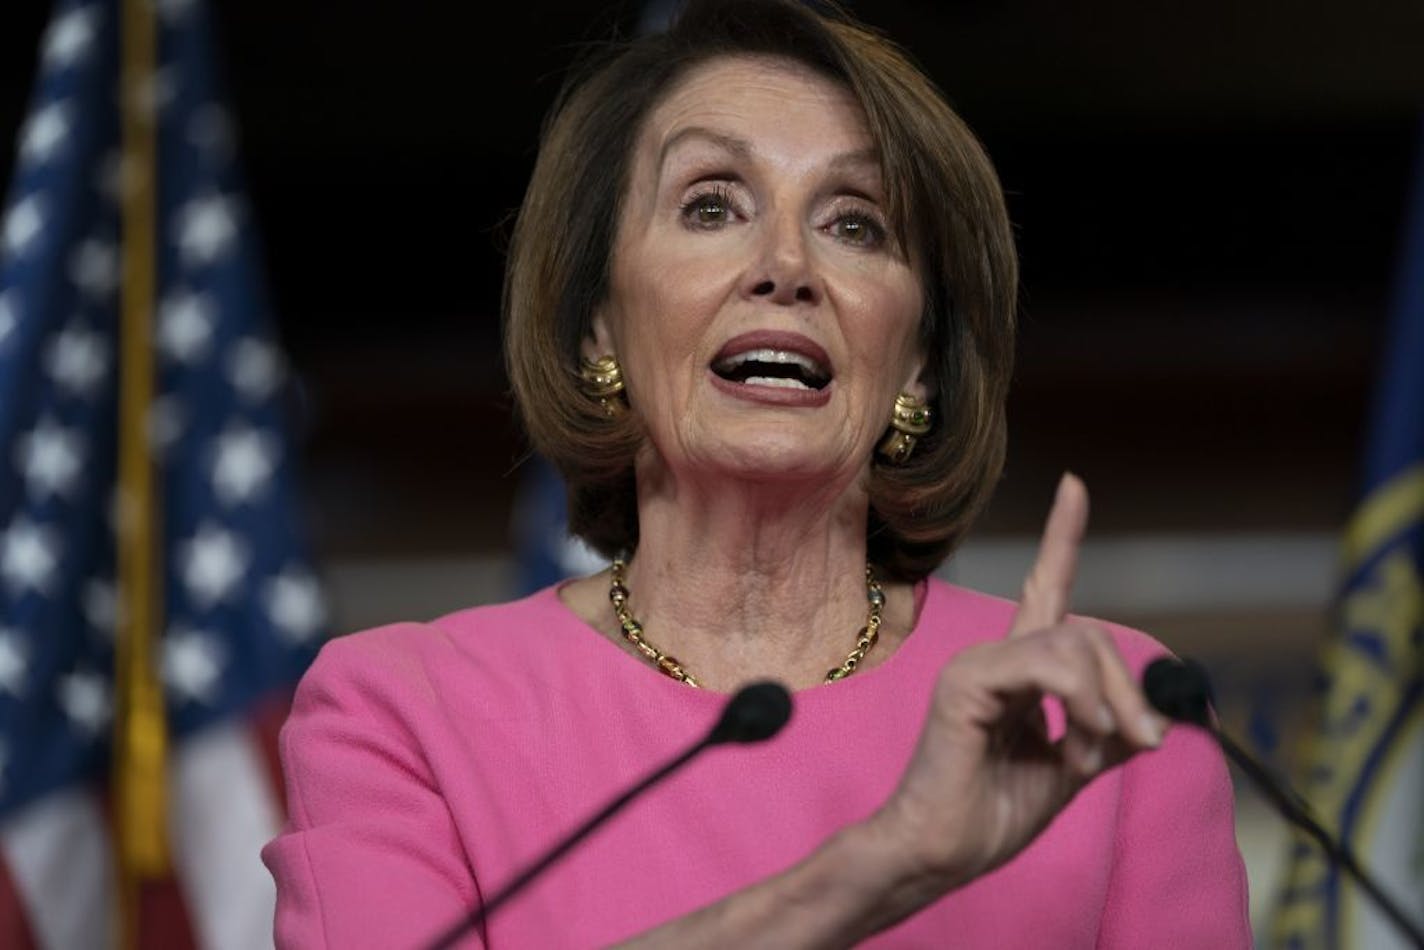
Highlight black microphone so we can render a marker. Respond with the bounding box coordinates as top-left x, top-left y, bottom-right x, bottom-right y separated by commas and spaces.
424, 681, 793, 950
1141, 655, 1214, 727
707, 680, 794, 744
1143, 657, 1424, 949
